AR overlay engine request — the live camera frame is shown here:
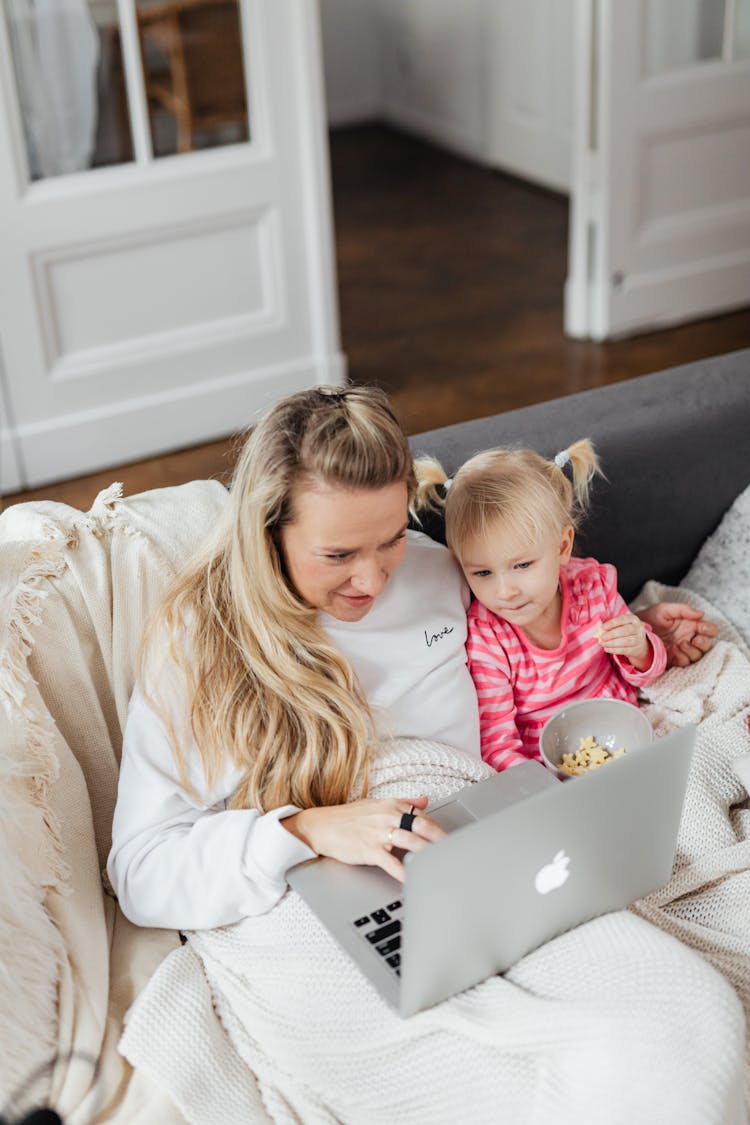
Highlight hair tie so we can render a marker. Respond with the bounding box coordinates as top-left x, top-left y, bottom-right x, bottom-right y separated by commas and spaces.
443, 478, 453, 491
317, 388, 347, 404
553, 450, 570, 469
